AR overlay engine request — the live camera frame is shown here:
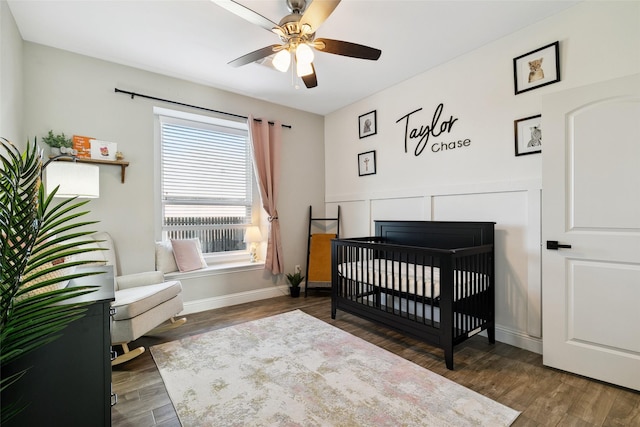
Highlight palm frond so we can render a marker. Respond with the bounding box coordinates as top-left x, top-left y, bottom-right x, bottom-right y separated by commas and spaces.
1, 138, 106, 424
